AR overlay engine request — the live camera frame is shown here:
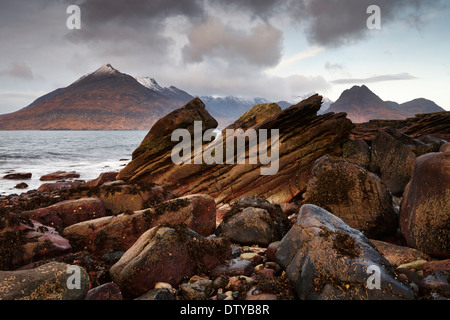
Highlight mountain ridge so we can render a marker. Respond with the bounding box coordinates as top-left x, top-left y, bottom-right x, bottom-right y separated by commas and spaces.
0, 66, 445, 130
328, 85, 445, 123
